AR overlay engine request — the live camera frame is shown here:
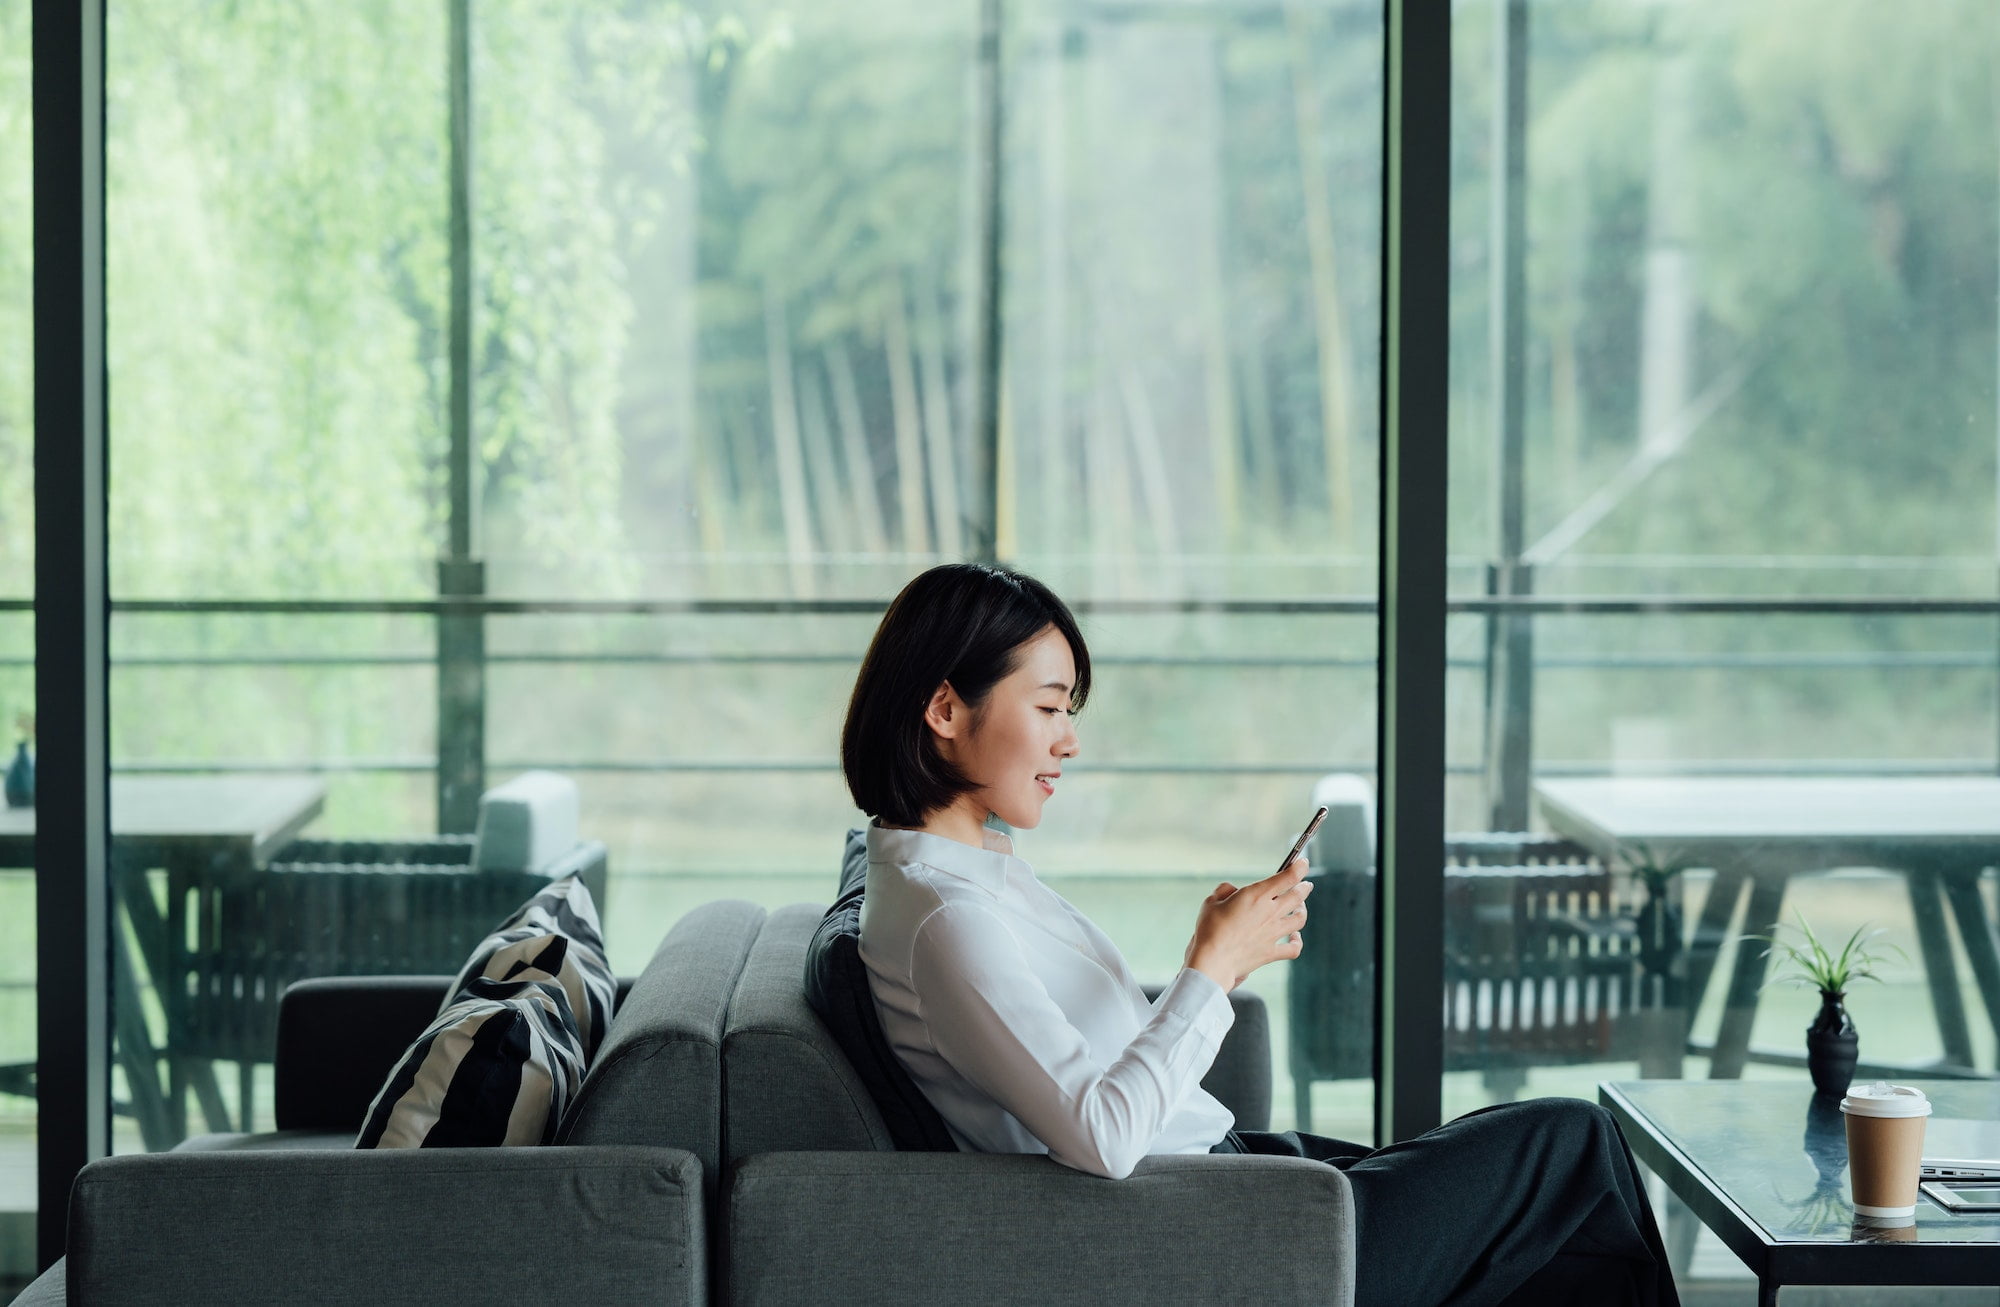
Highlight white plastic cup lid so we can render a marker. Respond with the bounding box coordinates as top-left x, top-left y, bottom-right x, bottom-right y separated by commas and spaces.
1840, 1082, 1933, 1119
